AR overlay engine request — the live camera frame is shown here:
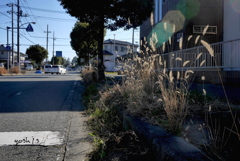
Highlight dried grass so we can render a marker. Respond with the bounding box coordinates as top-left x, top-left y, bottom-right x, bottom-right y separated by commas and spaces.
9, 67, 20, 74
82, 67, 99, 84
0, 68, 7, 74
